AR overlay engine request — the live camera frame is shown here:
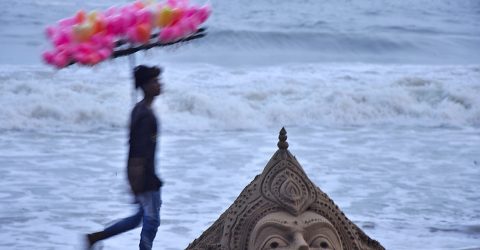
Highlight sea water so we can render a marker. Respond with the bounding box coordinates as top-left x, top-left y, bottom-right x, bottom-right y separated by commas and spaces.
0, 0, 479, 249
